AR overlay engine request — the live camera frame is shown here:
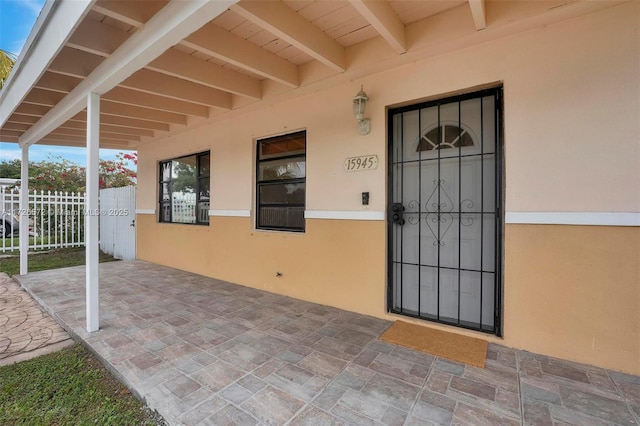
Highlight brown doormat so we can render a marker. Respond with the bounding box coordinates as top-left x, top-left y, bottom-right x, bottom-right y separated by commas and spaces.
379, 321, 487, 368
